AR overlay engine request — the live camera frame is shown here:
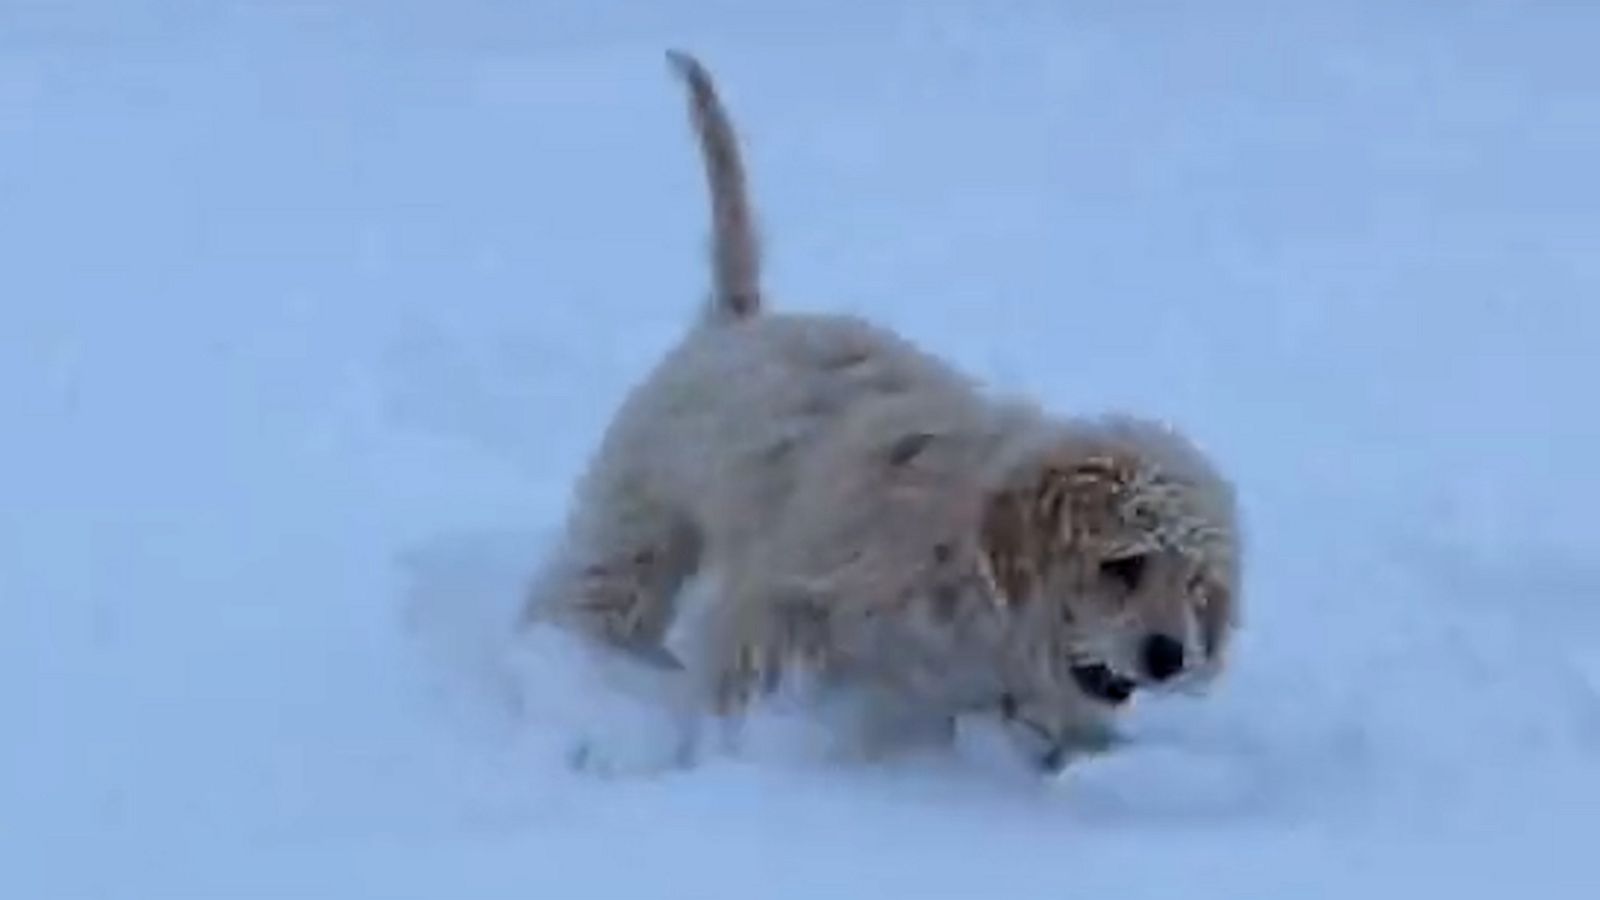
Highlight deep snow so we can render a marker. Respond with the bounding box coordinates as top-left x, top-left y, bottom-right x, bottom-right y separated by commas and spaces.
5, 2, 1600, 897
